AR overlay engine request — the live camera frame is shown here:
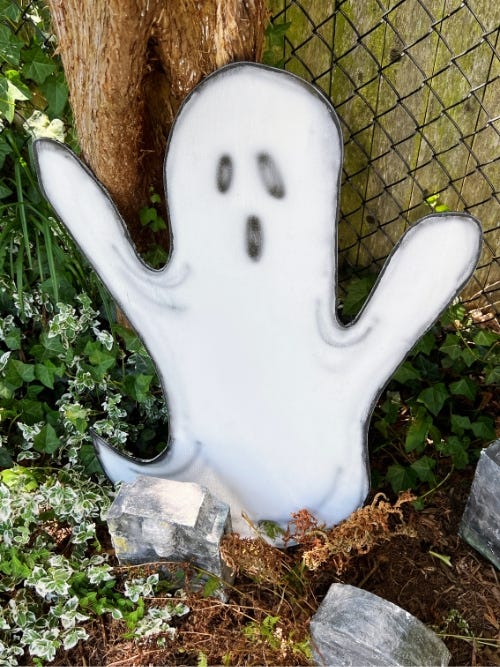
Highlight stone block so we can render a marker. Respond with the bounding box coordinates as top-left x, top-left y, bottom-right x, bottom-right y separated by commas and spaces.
310, 583, 450, 666
106, 476, 233, 594
459, 439, 500, 569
